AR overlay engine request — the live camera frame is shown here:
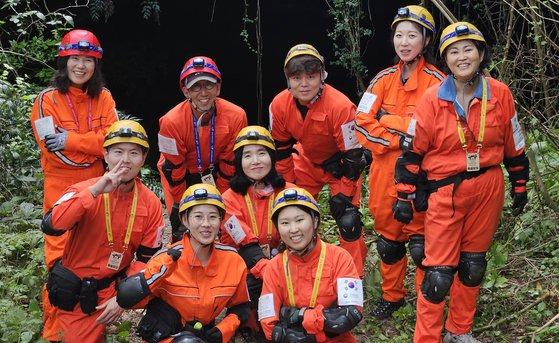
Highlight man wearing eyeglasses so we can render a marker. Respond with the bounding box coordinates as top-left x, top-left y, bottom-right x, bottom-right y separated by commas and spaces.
157, 56, 248, 243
